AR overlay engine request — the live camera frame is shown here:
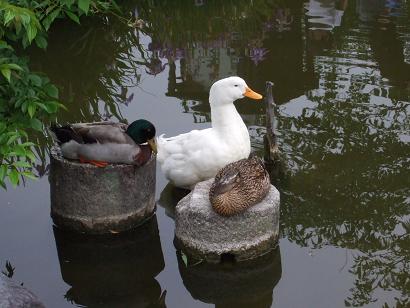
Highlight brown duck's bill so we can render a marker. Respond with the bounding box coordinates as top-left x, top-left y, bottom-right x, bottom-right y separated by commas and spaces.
243, 87, 263, 100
